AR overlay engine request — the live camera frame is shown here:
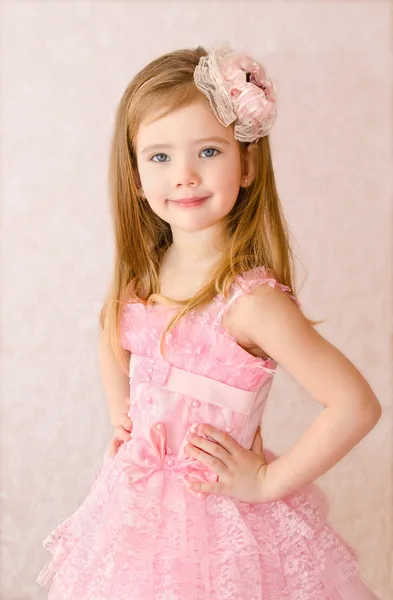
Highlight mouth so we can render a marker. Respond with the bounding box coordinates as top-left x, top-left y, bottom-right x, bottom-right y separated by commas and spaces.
168, 195, 211, 208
